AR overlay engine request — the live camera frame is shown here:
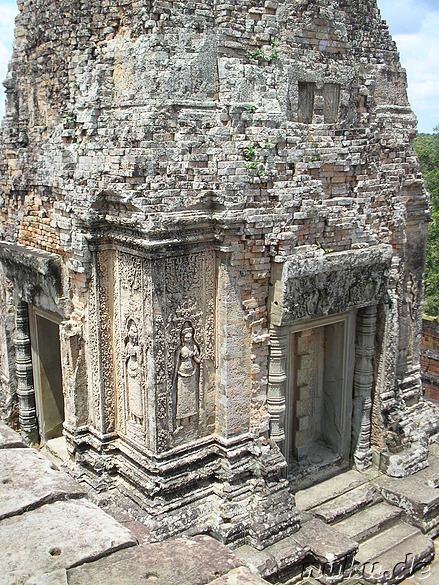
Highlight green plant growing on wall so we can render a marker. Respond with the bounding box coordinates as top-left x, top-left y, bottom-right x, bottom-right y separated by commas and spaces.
269, 39, 279, 60
243, 143, 266, 177
244, 104, 257, 113
62, 112, 77, 129
276, 130, 286, 141
244, 143, 256, 161
413, 127, 439, 316
316, 241, 333, 254
245, 160, 266, 176
249, 38, 279, 63
249, 47, 266, 60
